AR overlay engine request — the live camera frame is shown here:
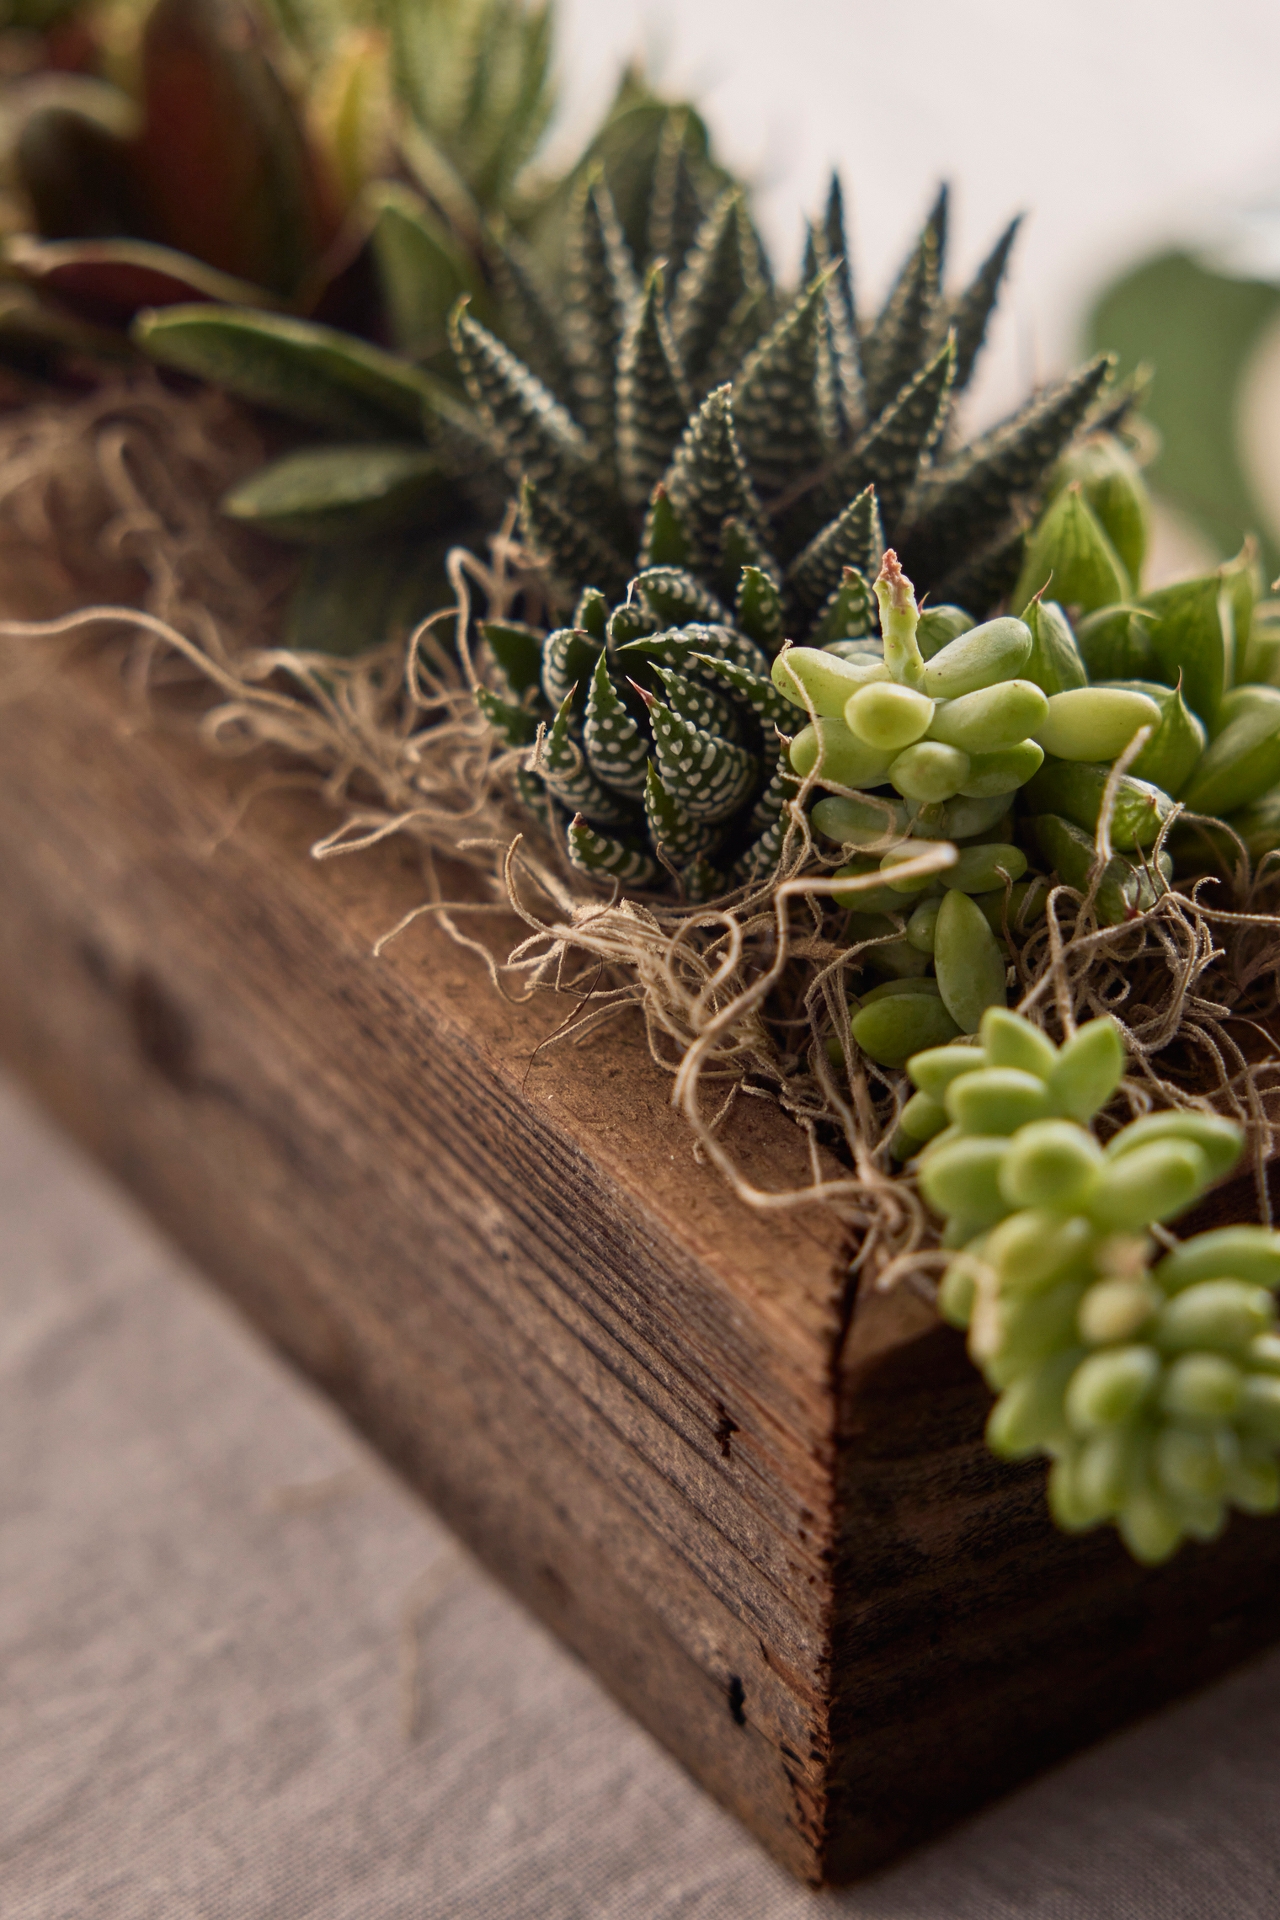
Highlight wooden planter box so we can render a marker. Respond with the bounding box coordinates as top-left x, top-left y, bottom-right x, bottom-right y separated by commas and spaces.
5, 555, 1280, 1887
